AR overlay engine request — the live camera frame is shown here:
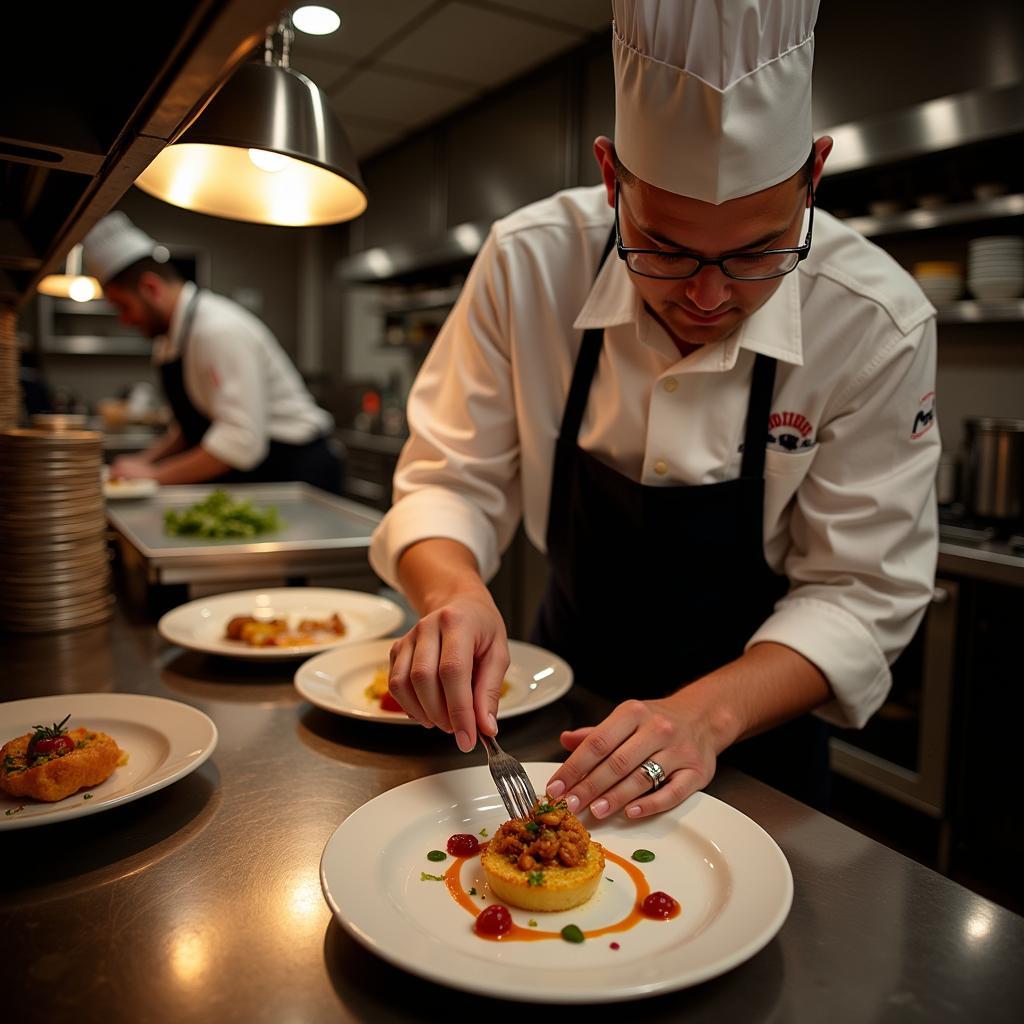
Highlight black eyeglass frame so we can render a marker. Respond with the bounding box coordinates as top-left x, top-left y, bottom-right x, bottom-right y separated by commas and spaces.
614, 170, 816, 282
